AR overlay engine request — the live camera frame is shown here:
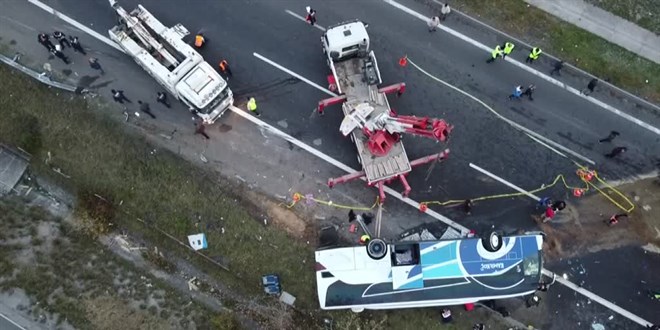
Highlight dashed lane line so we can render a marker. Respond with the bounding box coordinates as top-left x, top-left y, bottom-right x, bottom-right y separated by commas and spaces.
382, 0, 660, 137
24, 1, 654, 326
284, 9, 326, 31
252, 51, 652, 328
